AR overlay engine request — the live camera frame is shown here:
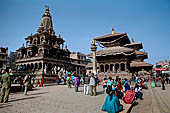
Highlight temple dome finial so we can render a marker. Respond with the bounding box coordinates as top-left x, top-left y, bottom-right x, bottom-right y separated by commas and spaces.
112, 28, 115, 34
45, 5, 49, 11
21, 43, 25, 48
132, 38, 135, 43
38, 6, 54, 33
